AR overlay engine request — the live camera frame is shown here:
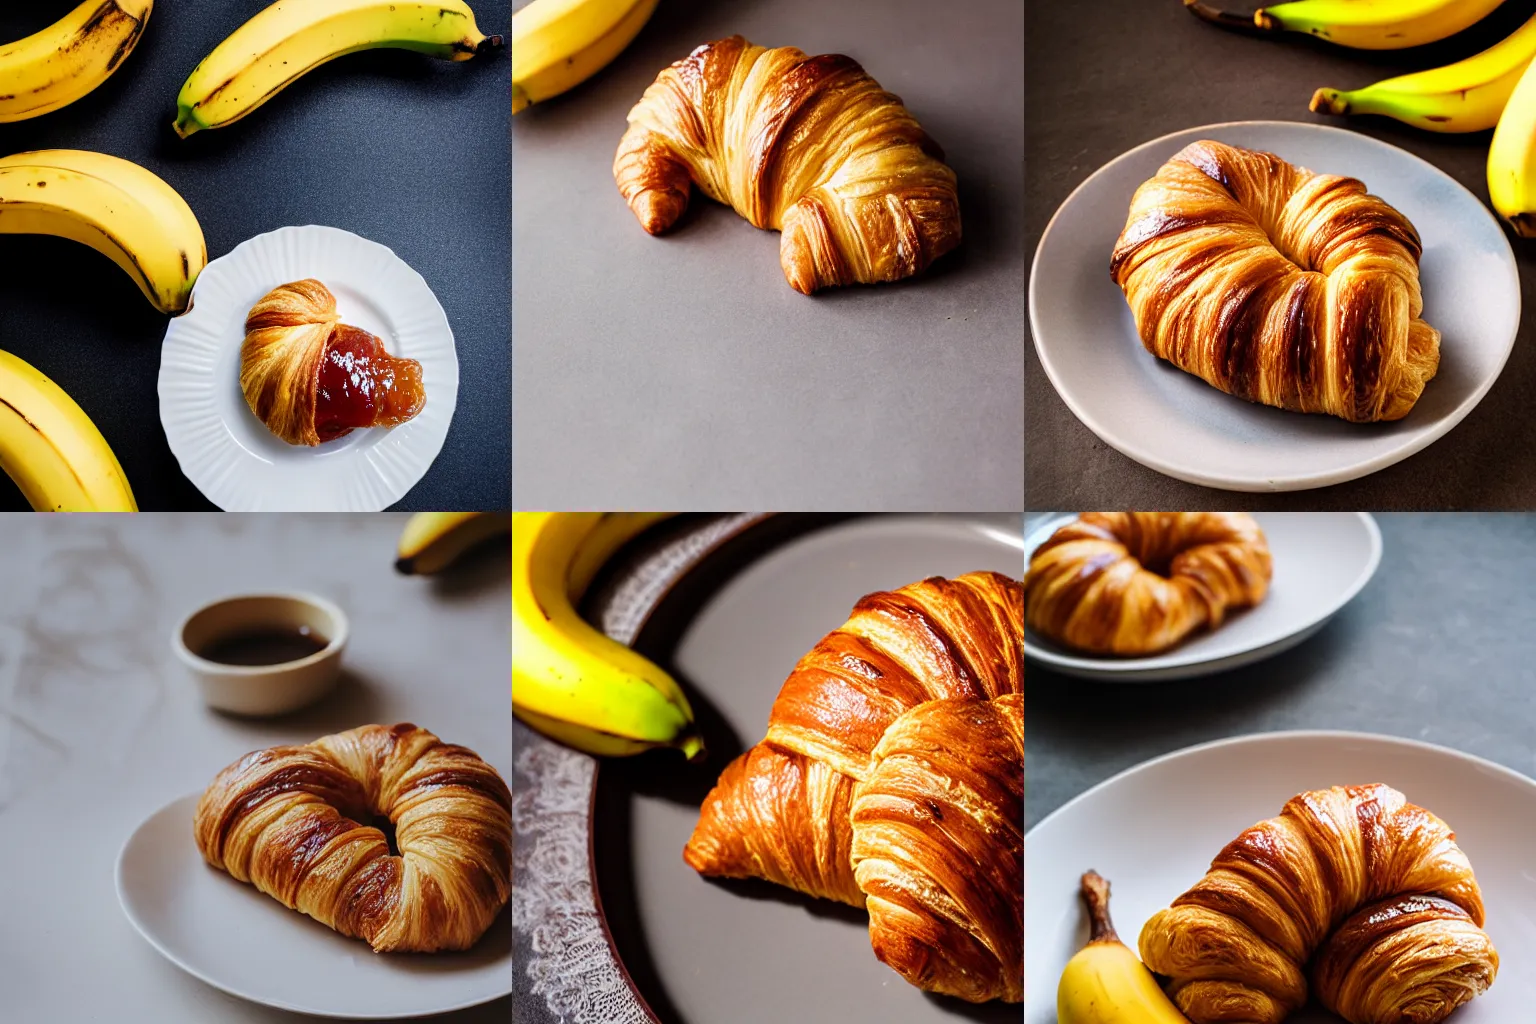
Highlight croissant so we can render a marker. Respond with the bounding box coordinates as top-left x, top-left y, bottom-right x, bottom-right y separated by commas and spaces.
193, 724, 512, 953
1023, 512, 1271, 656
1110, 140, 1439, 422
683, 572, 1023, 1002
1139, 784, 1499, 1024
242, 279, 425, 446
614, 36, 961, 294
